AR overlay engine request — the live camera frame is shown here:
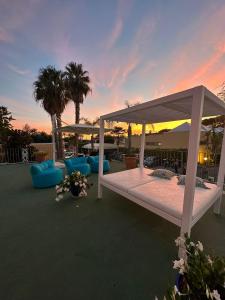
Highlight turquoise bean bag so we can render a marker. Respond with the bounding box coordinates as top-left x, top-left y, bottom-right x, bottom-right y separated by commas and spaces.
64, 157, 91, 176
88, 155, 110, 173
30, 160, 63, 188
